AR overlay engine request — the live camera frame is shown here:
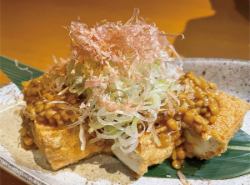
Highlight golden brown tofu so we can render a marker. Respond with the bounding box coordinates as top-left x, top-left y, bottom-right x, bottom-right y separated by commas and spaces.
184, 92, 250, 159
29, 118, 173, 173
31, 122, 108, 170
112, 132, 174, 176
